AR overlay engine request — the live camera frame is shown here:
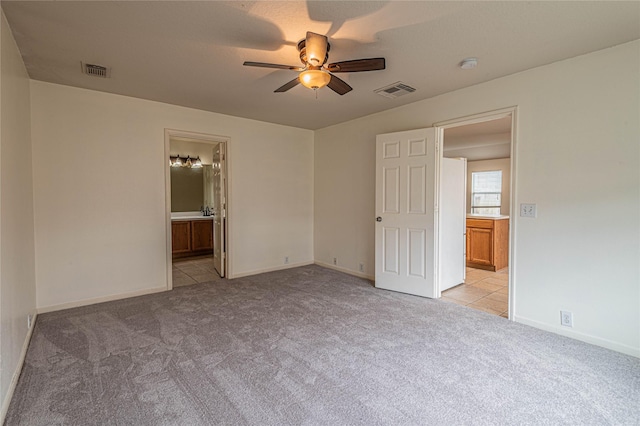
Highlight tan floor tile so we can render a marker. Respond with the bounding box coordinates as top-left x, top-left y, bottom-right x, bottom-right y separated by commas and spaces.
470, 296, 508, 313
450, 267, 511, 318
172, 256, 220, 287
468, 304, 503, 315
176, 264, 208, 275
496, 286, 509, 295
463, 276, 482, 285
199, 265, 219, 274
440, 296, 468, 306
499, 312, 509, 318
482, 277, 509, 286
173, 271, 197, 287
467, 280, 503, 292
191, 273, 221, 283
442, 285, 490, 304
465, 273, 490, 282
467, 268, 495, 277
492, 270, 510, 278
485, 292, 508, 303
